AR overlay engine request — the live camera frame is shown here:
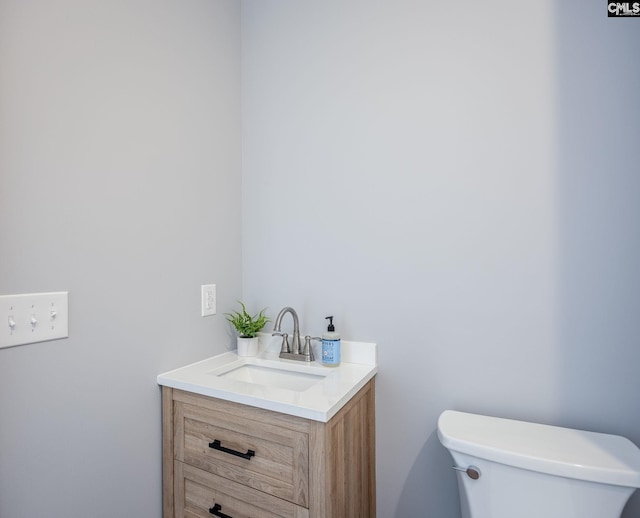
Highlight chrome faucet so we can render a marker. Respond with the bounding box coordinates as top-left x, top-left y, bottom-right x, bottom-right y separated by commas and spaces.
272, 306, 314, 362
